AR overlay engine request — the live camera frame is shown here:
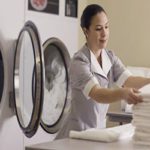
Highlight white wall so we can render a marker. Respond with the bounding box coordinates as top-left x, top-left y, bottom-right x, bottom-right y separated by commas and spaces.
87, 0, 150, 67
25, 0, 78, 57
0, 0, 78, 150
